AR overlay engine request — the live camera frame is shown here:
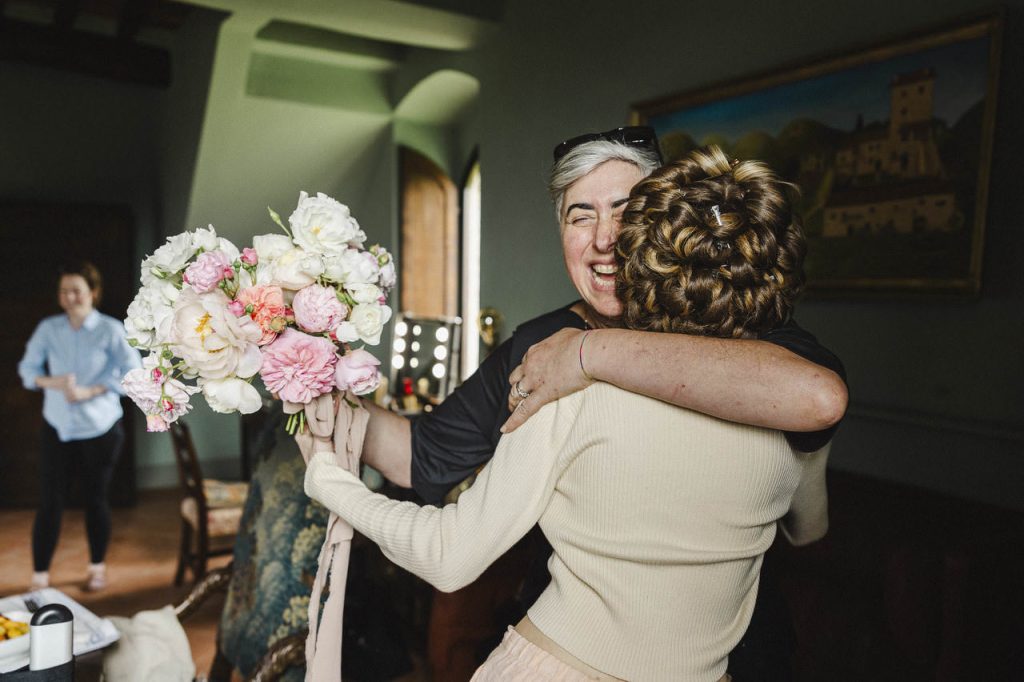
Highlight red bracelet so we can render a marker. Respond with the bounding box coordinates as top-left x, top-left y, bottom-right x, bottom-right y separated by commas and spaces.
579, 330, 595, 382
